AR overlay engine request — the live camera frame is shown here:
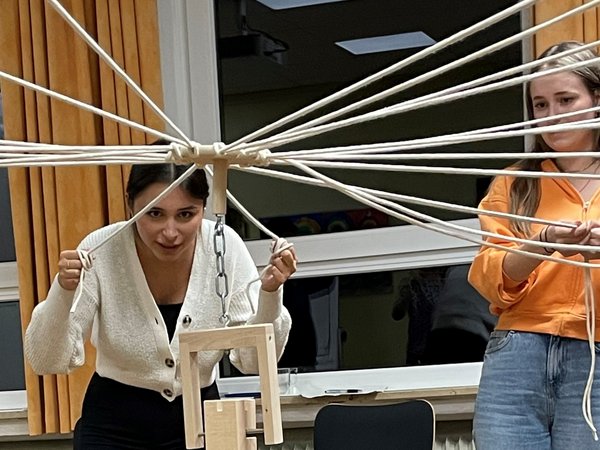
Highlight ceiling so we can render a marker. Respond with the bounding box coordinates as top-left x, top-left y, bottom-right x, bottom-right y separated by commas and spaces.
215, 0, 523, 95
